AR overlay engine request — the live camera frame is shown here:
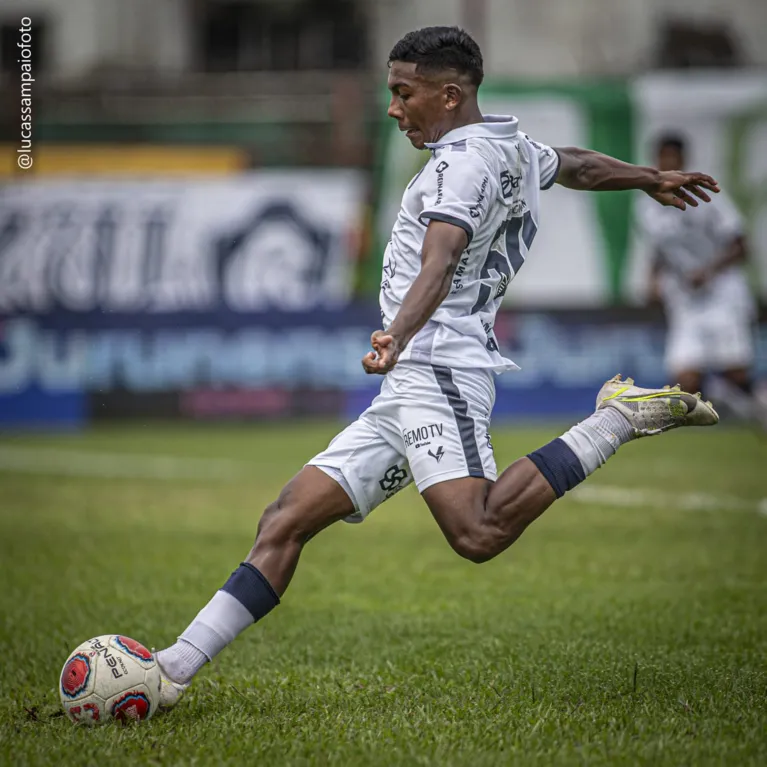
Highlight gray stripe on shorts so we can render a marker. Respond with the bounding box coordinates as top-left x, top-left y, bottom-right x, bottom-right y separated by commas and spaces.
431, 366, 485, 478
410, 320, 438, 361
